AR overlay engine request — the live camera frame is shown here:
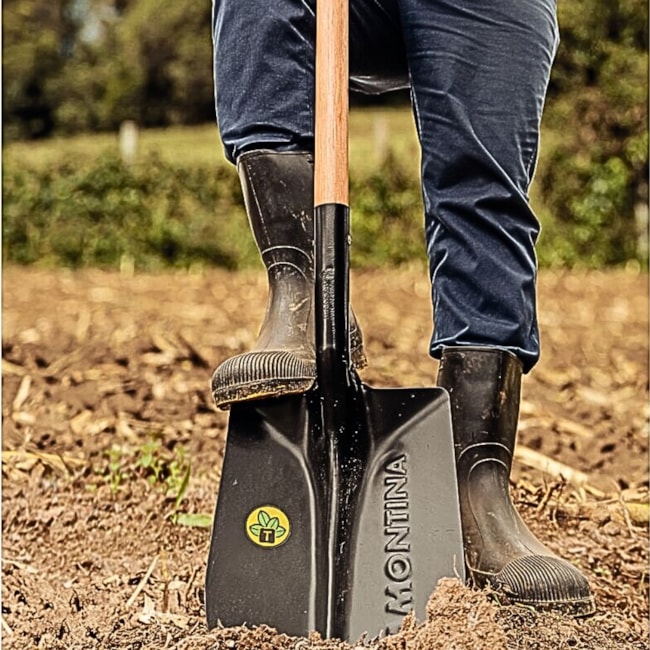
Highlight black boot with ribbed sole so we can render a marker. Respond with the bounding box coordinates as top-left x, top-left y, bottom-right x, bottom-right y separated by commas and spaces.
437, 346, 595, 616
211, 150, 366, 410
